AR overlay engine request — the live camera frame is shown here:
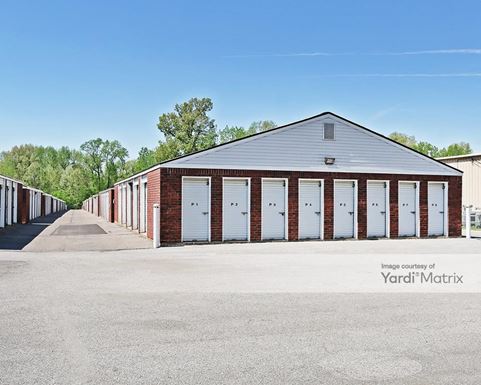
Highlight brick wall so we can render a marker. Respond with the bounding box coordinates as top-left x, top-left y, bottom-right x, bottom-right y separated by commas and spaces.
156, 167, 462, 243
17, 184, 28, 224
147, 169, 161, 240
